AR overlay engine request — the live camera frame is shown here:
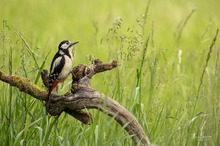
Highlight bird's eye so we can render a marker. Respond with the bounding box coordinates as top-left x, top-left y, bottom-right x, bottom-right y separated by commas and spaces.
66, 42, 69, 45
